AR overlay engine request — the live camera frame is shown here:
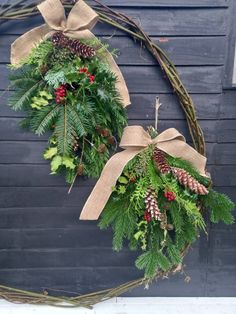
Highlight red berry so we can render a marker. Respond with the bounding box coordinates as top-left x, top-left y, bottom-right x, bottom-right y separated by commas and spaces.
144, 210, 152, 222
164, 190, 176, 202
